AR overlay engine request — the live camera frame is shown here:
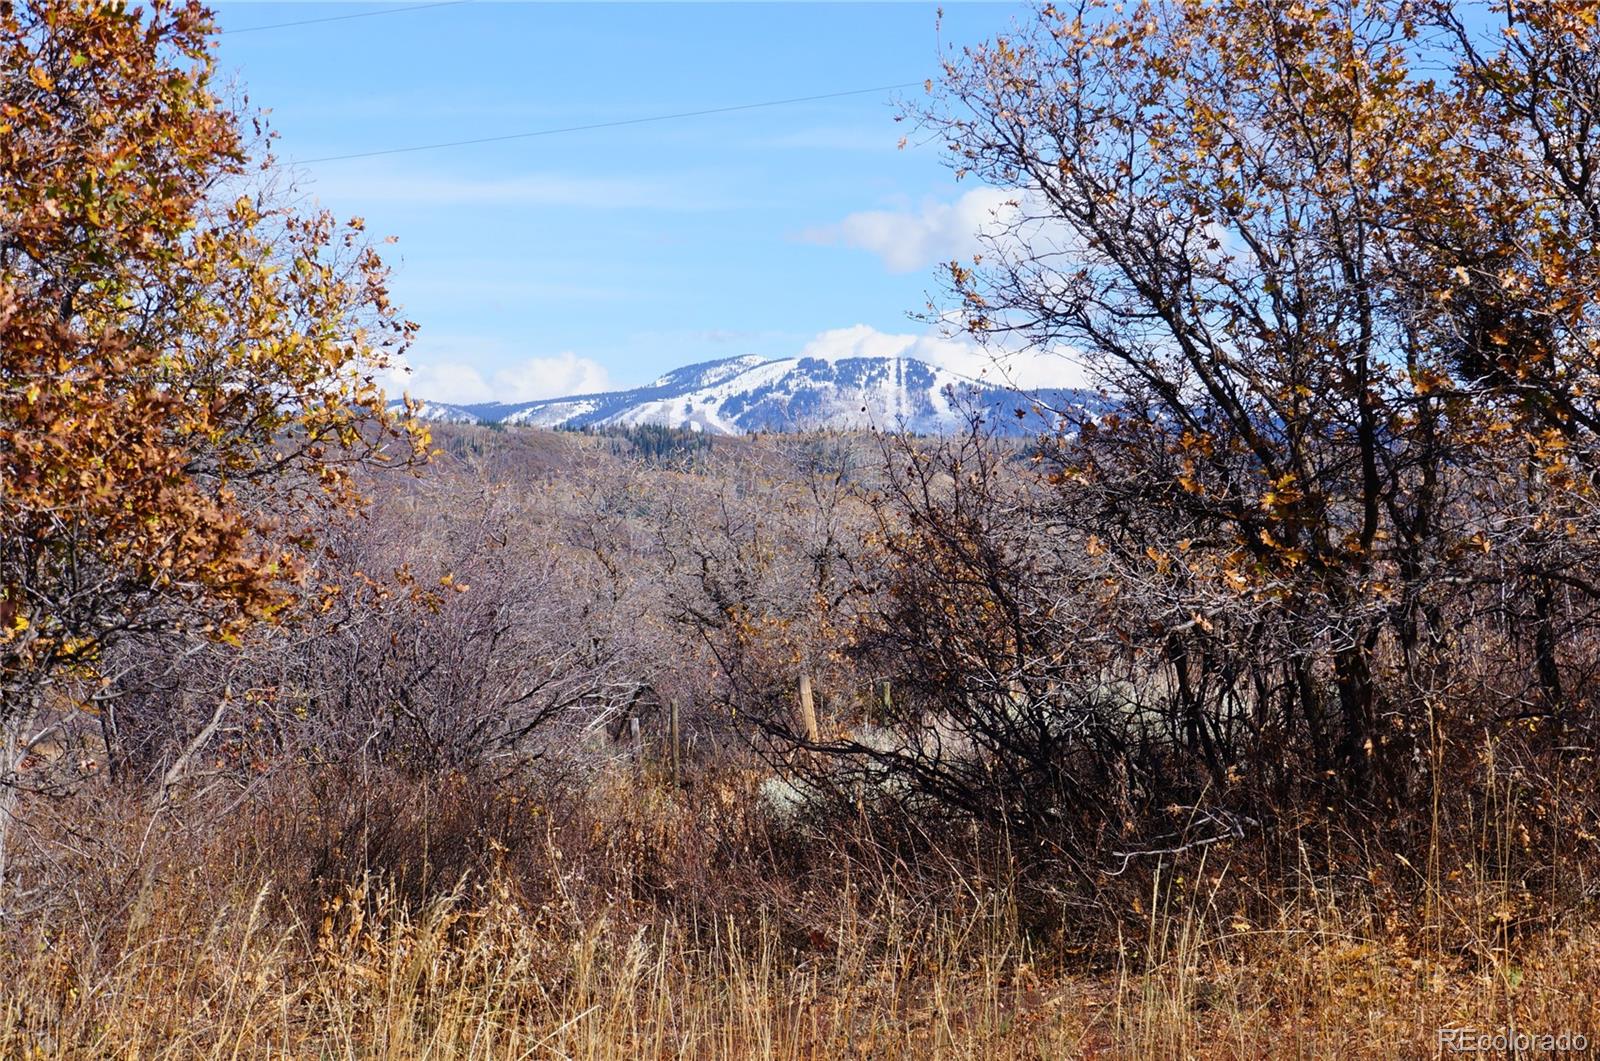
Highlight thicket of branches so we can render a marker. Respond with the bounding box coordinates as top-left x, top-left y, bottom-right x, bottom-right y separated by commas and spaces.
697, 0, 1600, 916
